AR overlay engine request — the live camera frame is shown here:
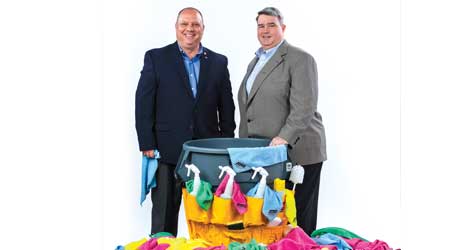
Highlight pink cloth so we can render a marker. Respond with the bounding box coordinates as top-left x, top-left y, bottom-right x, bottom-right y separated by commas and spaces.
268, 227, 337, 250
214, 174, 247, 214
344, 238, 392, 250
232, 181, 247, 214
138, 238, 169, 250
214, 174, 229, 196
